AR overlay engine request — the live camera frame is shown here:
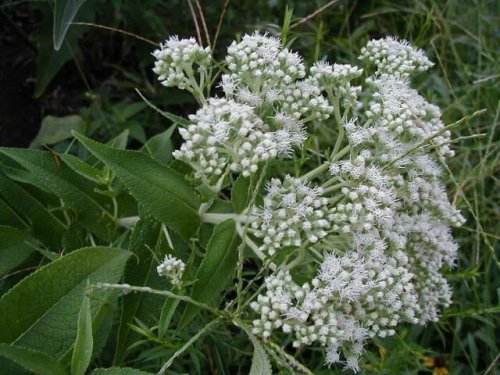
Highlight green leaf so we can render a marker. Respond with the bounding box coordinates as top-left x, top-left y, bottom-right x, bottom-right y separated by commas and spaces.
180, 219, 240, 327
158, 297, 181, 339
0, 246, 131, 357
135, 89, 190, 126
33, 3, 96, 97
0, 171, 66, 249
74, 133, 201, 240
0, 149, 115, 240
0, 343, 66, 375
30, 115, 85, 148
71, 293, 93, 375
0, 198, 26, 229
114, 102, 147, 121
247, 331, 272, 375
91, 368, 154, 375
53, 0, 87, 50
114, 218, 164, 364
232, 175, 253, 213
0, 226, 37, 278
143, 125, 177, 164
107, 130, 130, 150
60, 153, 107, 184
